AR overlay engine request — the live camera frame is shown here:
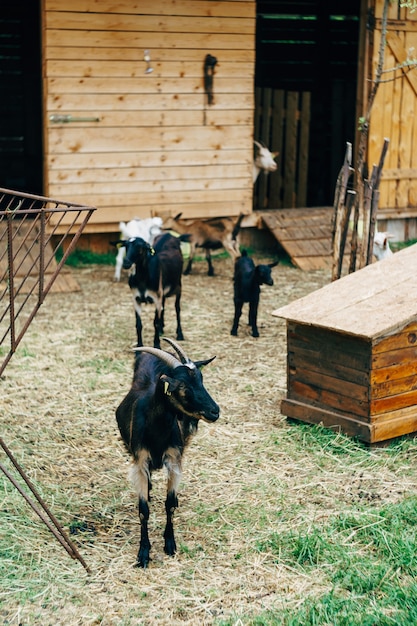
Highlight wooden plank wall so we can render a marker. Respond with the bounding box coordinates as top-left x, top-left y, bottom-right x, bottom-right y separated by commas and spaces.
253, 87, 311, 210
43, 0, 256, 232
369, 1, 417, 219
